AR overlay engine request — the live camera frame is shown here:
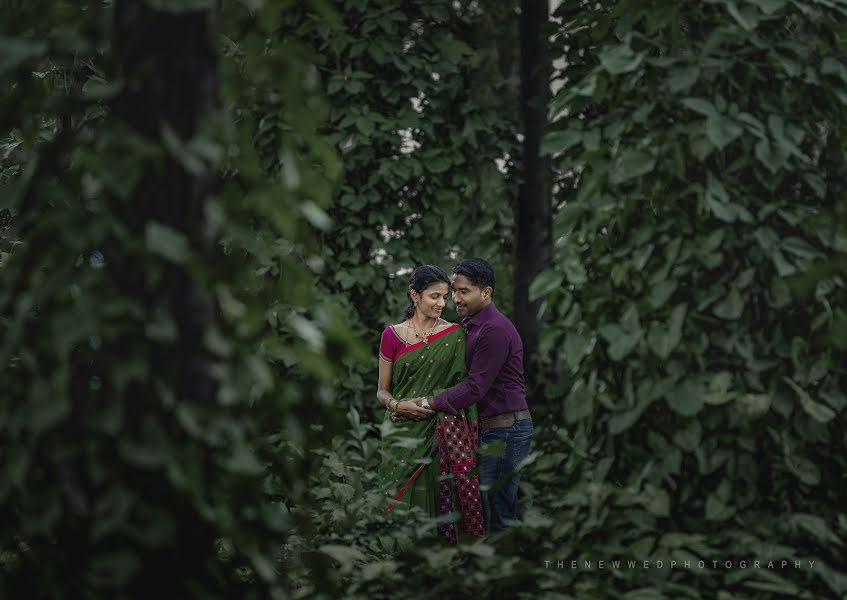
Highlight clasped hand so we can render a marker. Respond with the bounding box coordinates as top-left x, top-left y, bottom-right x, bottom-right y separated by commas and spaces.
393, 397, 434, 420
